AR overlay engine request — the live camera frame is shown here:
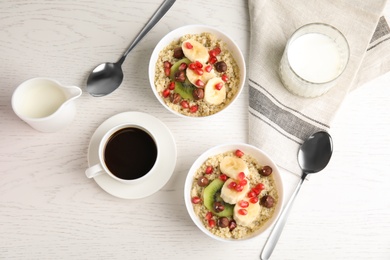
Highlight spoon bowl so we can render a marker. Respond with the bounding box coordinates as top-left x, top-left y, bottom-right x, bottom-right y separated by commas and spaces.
298, 131, 333, 174
87, 62, 124, 97
260, 131, 333, 260
86, 0, 176, 97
